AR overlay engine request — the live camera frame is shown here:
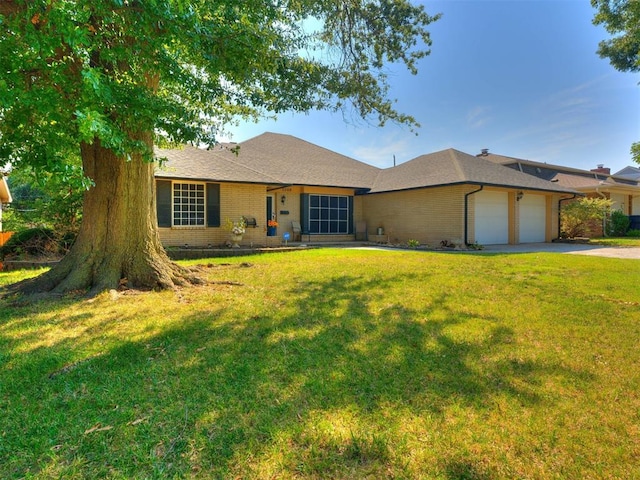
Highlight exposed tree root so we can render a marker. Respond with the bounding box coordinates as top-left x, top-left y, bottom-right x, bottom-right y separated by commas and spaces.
2, 255, 204, 301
